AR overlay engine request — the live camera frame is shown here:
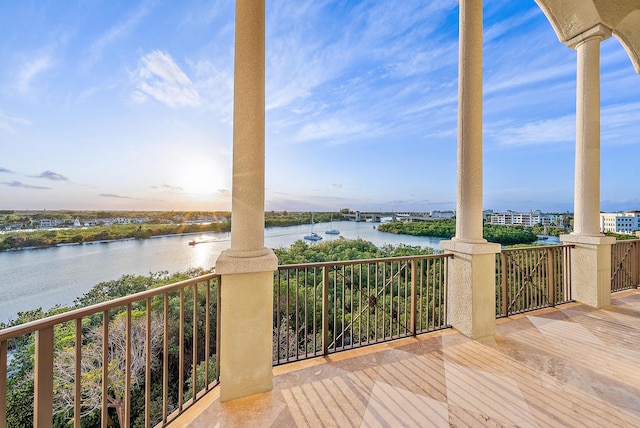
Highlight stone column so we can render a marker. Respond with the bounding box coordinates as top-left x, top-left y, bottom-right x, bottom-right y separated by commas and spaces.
561, 25, 614, 309
440, 0, 500, 340
215, 0, 278, 402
